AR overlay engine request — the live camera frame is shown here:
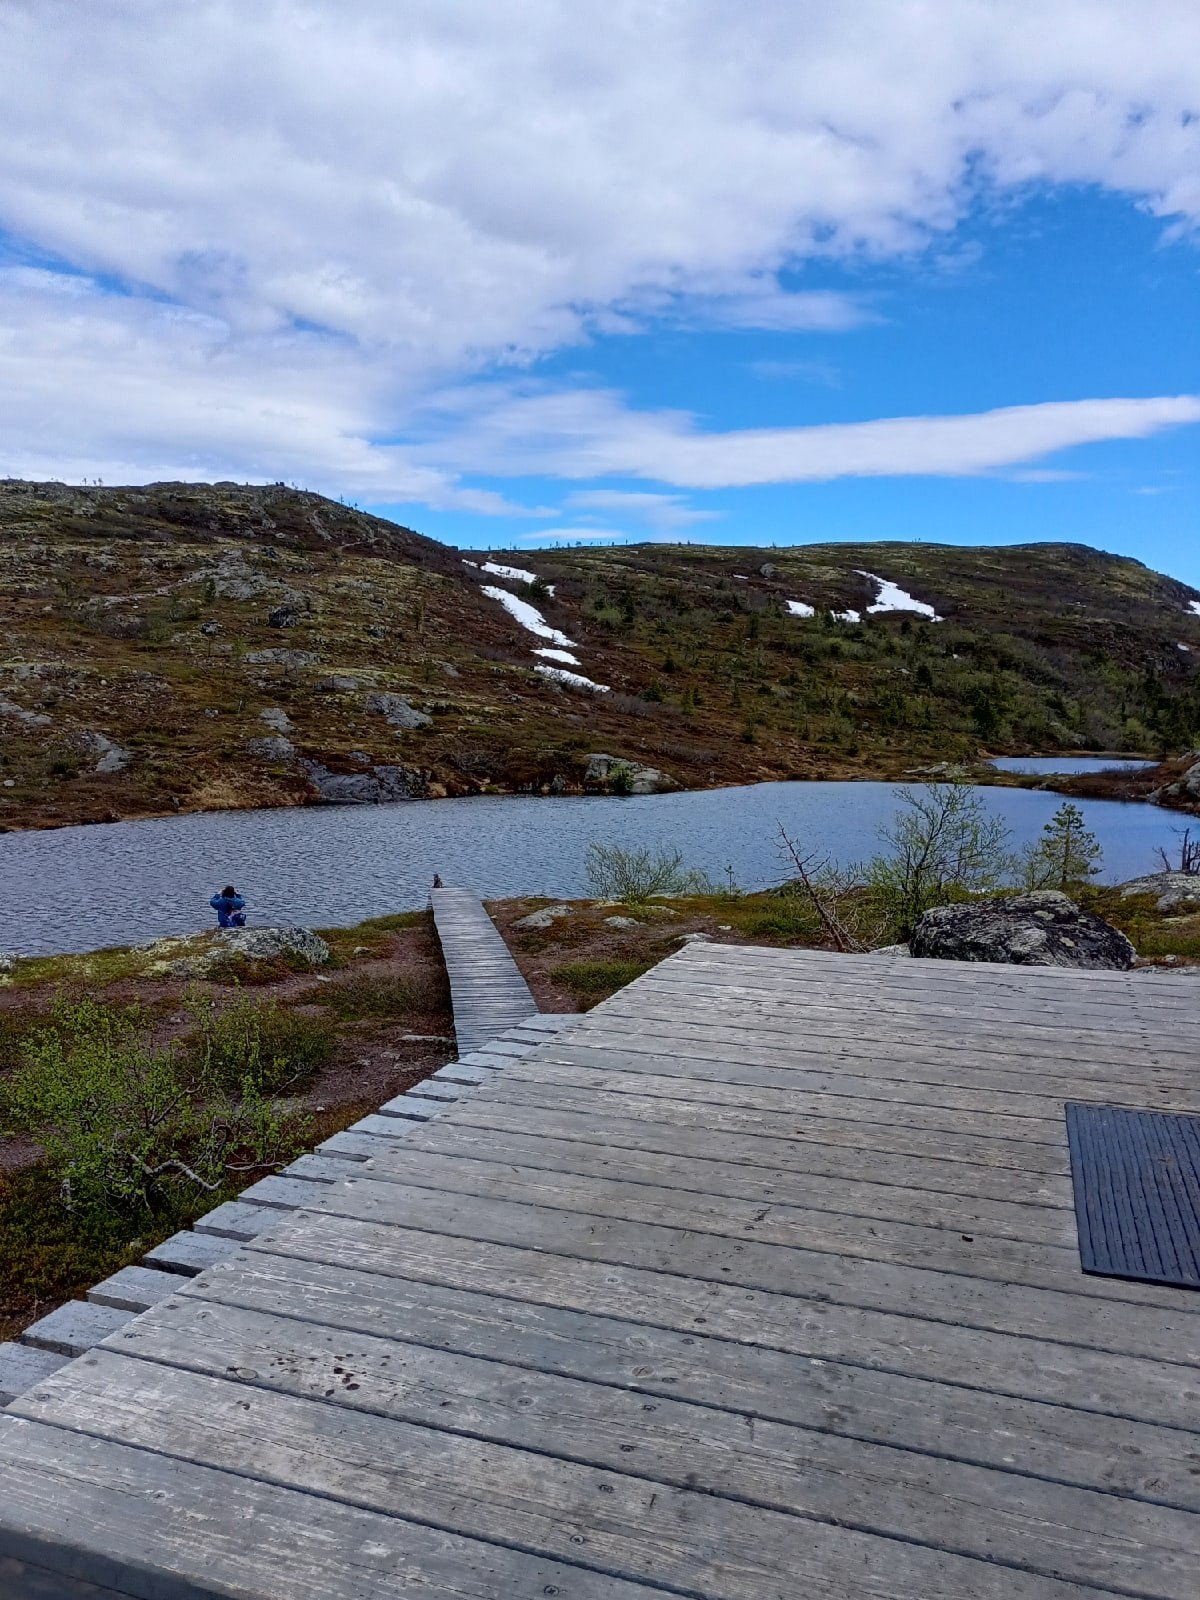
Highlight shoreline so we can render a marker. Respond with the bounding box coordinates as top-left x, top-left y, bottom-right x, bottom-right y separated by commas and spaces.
0, 751, 1179, 838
